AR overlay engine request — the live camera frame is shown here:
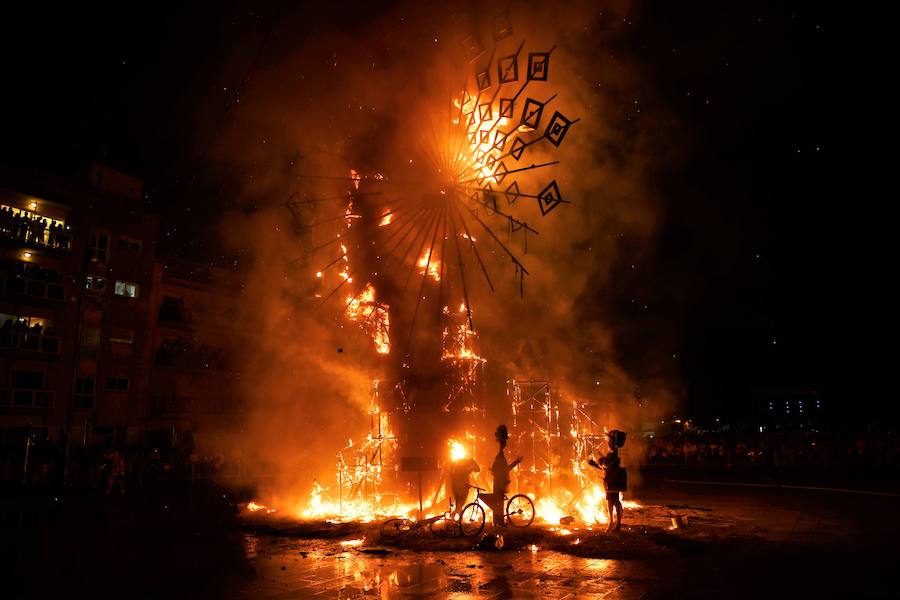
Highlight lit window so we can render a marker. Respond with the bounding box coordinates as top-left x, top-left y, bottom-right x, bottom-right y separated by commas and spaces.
110, 329, 134, 344
85, 275, 107, 291
114, 281, 139, 298
105, 376, 129, 391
